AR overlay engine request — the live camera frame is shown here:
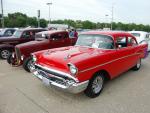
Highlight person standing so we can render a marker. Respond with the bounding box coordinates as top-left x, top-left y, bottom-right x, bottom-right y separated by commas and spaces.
74, 29, 78, 38
69, 29, 74, 38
